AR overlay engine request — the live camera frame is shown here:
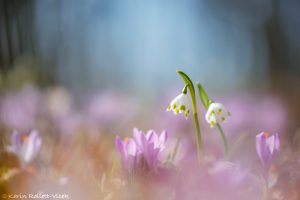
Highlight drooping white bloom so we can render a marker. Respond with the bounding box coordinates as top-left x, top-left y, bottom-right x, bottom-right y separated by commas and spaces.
205, 102, 230, 127
167, 93, 190, 119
